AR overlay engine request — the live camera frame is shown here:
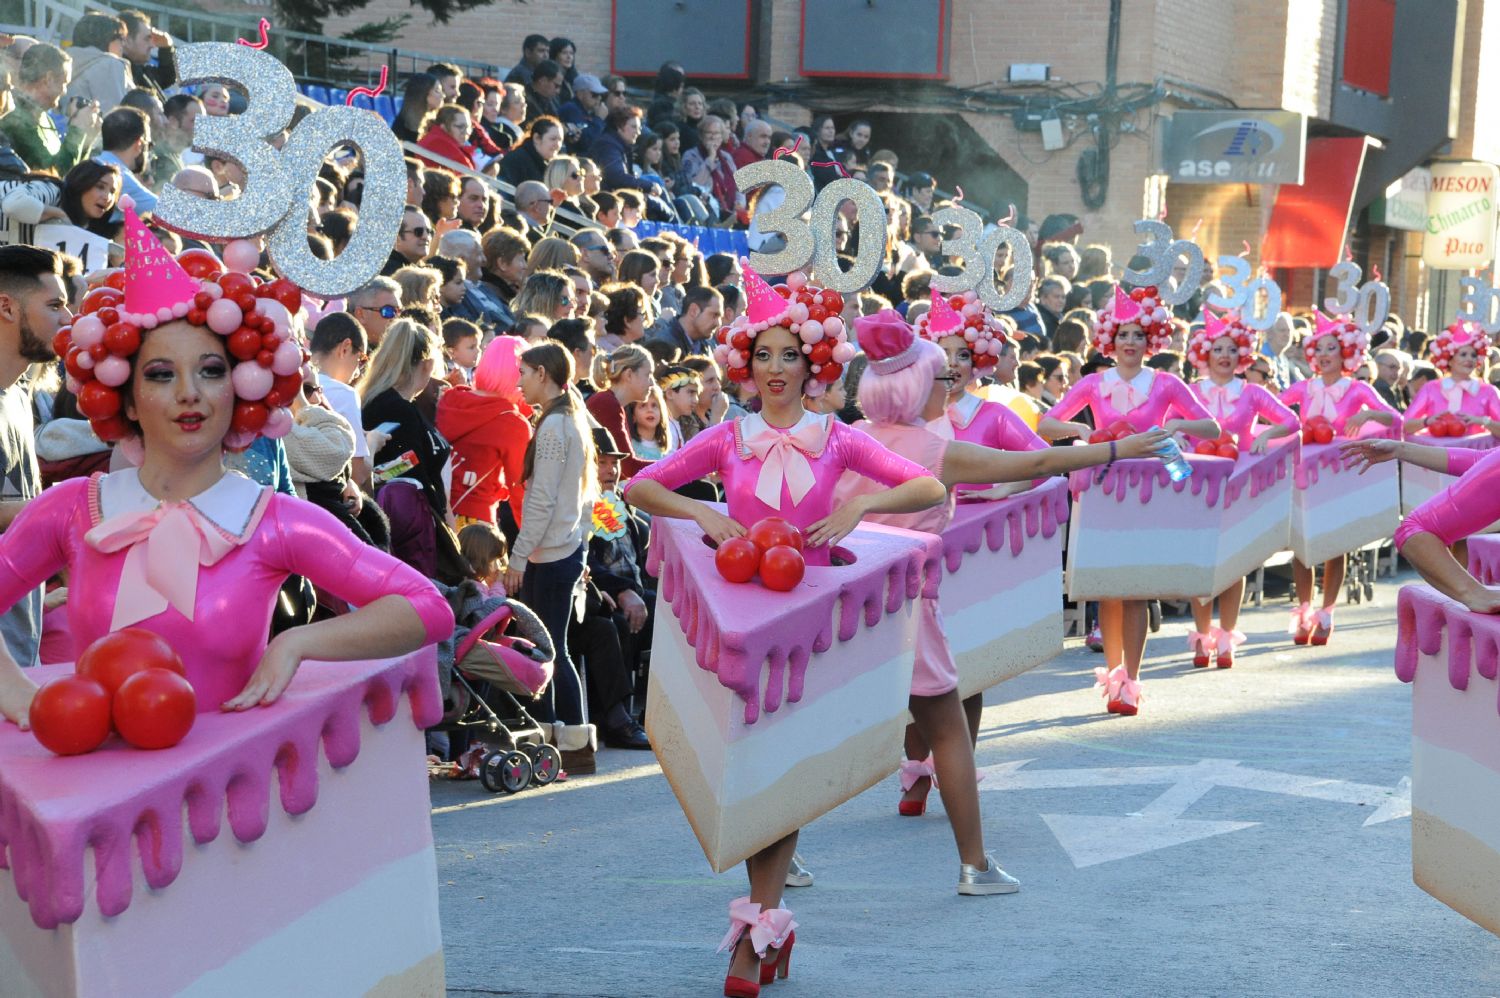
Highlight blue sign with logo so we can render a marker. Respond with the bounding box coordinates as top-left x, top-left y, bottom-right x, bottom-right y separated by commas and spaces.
1161, 110, 1307, 185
